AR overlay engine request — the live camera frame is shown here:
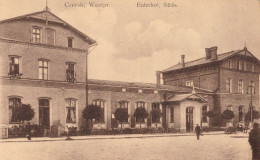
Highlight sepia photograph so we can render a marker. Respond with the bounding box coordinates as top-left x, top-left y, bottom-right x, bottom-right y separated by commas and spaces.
0, 0, 260, 159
